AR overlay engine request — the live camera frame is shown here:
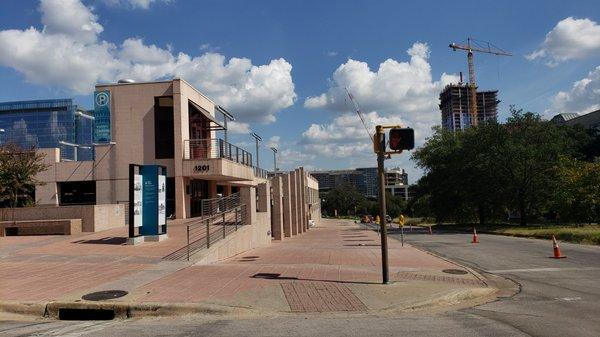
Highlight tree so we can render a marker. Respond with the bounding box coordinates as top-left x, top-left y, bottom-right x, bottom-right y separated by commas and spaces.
554, 158, 600, 224
412, 107, 577, 226
412, 127, 474, 223
321, 184, 367, 216
494, 108, 575, 225
0, 143, 49, 208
